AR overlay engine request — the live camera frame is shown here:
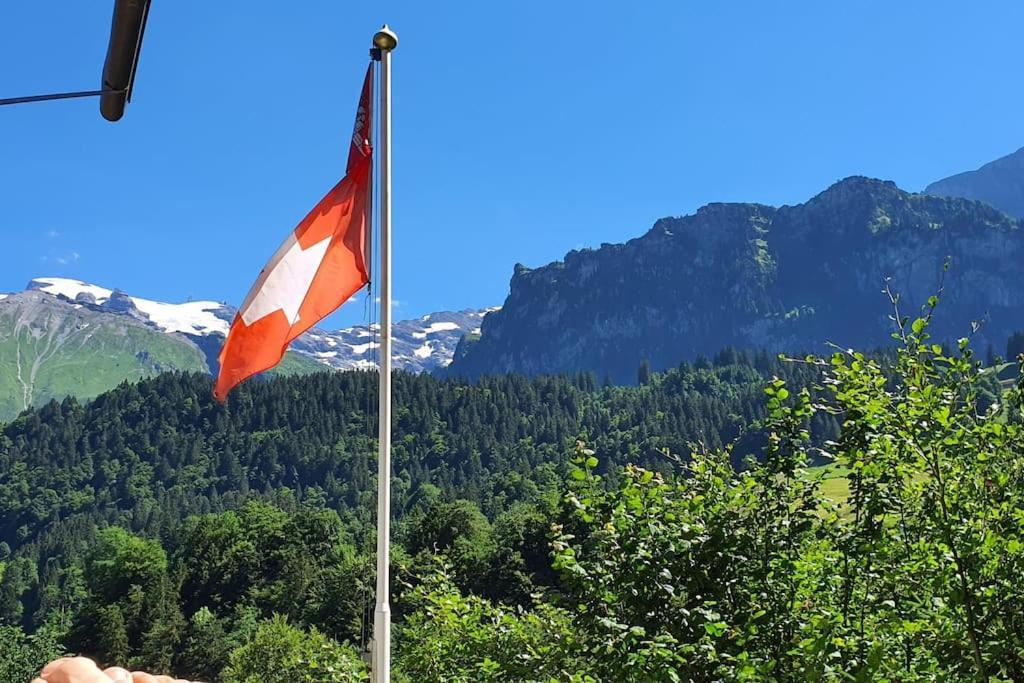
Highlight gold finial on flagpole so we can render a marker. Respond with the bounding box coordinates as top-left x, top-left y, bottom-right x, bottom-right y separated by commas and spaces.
373, 25, 398, 51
